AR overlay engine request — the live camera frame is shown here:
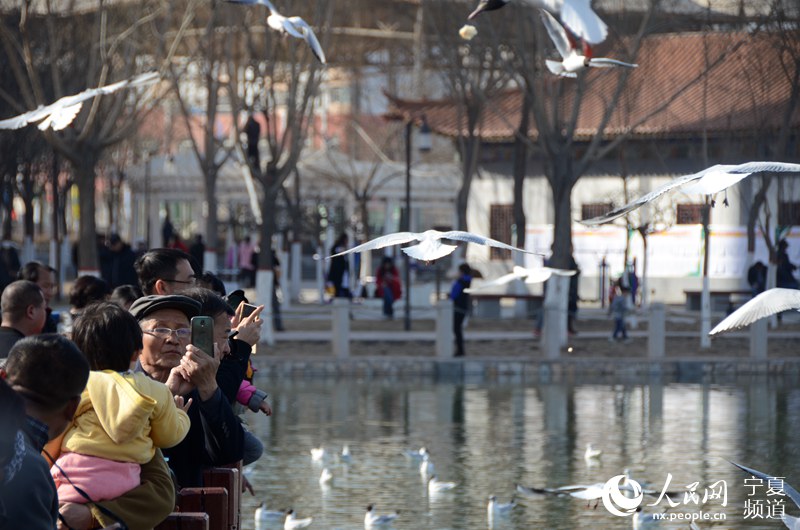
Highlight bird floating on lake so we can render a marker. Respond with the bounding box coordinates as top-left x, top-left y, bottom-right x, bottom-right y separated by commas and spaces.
255, 502, 285, 524
468, 0, 607, 46
283, 509, 313, 530
540, 10, 636, 77
487, 495, 516, 515
584, 443, 602, 460
319, 467, 333, 485
364, 504, 399, 527
581, 162, 800, 226
340, 444, 352, 463
709, 288, 800, 335
403, 446, 429, 460
310, 446, 325, 461
0, 71, 159, 132
317, 230, 542, 263
427, 474, 457, 493
465, 265, 575, 293
226, 0, 326, 64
